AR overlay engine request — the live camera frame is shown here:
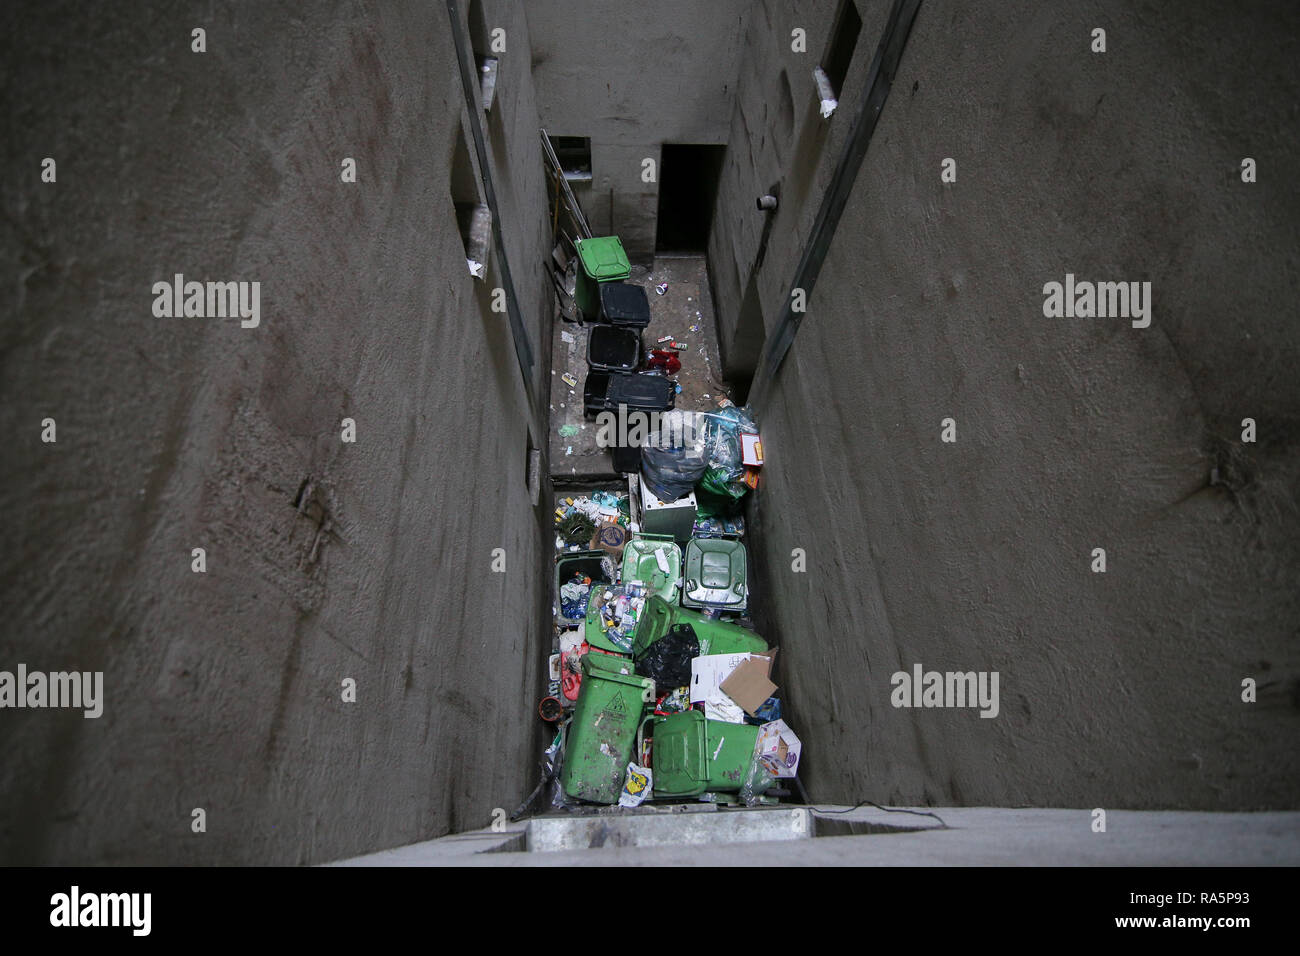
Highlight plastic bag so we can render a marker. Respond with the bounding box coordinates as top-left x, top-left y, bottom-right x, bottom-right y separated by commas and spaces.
737, 744, 777, 806
512, 725, 573, 818
641, 445, 708, 502
654, 686, 692, 715
640, 411, 709, 502
618, 763, 653, 808
699, 406, 759, 500
637, 623, 699, 687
